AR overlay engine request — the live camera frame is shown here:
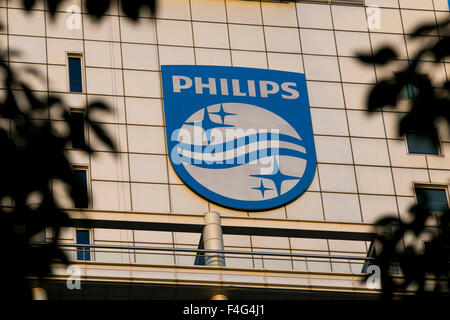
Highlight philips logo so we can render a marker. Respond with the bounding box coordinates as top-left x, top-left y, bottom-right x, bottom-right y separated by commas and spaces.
171, 75, 300, 99
161, 65, 316, 211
